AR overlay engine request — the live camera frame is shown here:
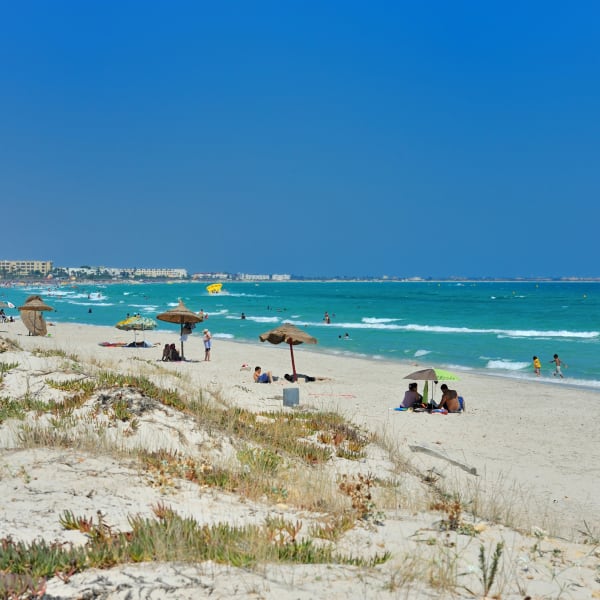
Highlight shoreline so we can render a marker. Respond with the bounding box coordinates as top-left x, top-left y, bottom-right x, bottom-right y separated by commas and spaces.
4, 280, 600, 387
26, 318, 600, 393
